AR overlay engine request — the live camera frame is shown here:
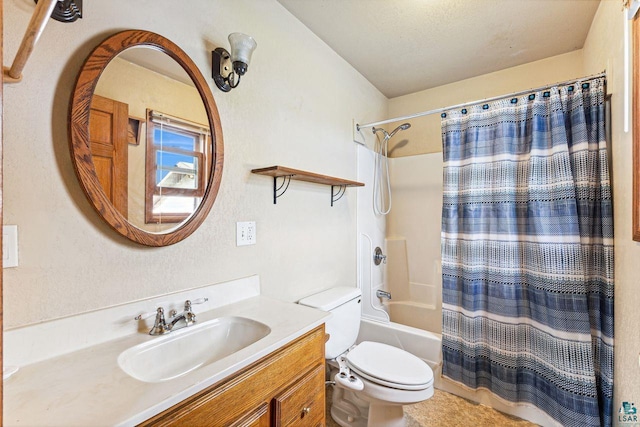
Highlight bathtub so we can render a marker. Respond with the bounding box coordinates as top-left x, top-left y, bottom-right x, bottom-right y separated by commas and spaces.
384, 299, 442, 334
356, 317, 443, 387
